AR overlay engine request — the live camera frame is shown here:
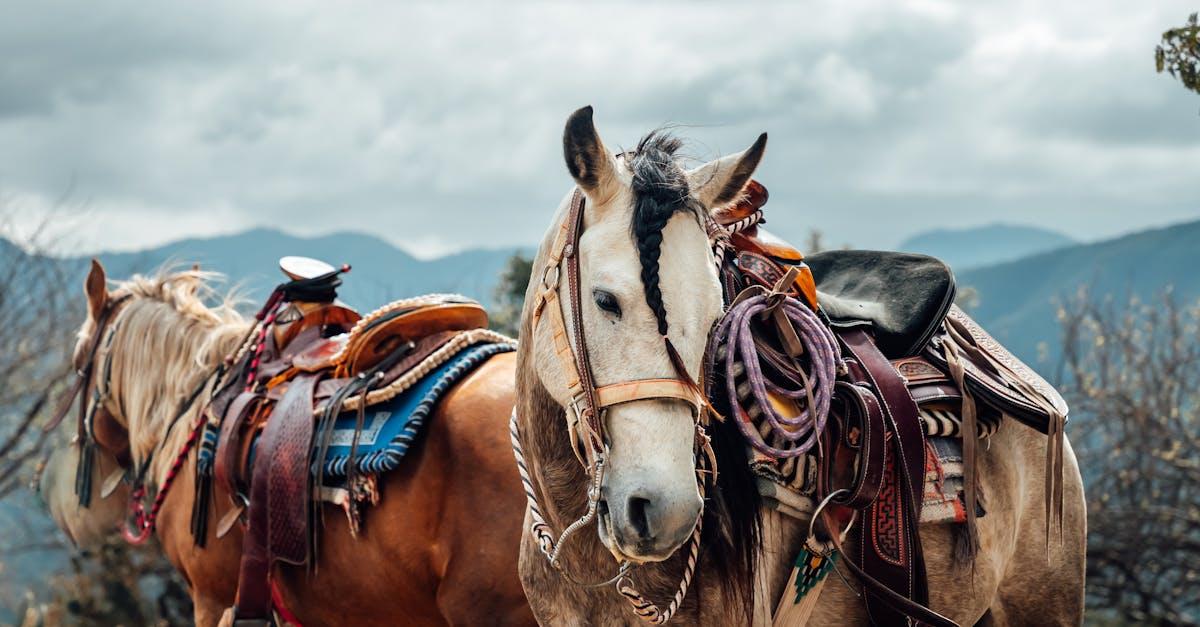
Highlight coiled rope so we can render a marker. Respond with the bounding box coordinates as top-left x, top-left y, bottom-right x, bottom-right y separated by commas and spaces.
713, 292, 840, 458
